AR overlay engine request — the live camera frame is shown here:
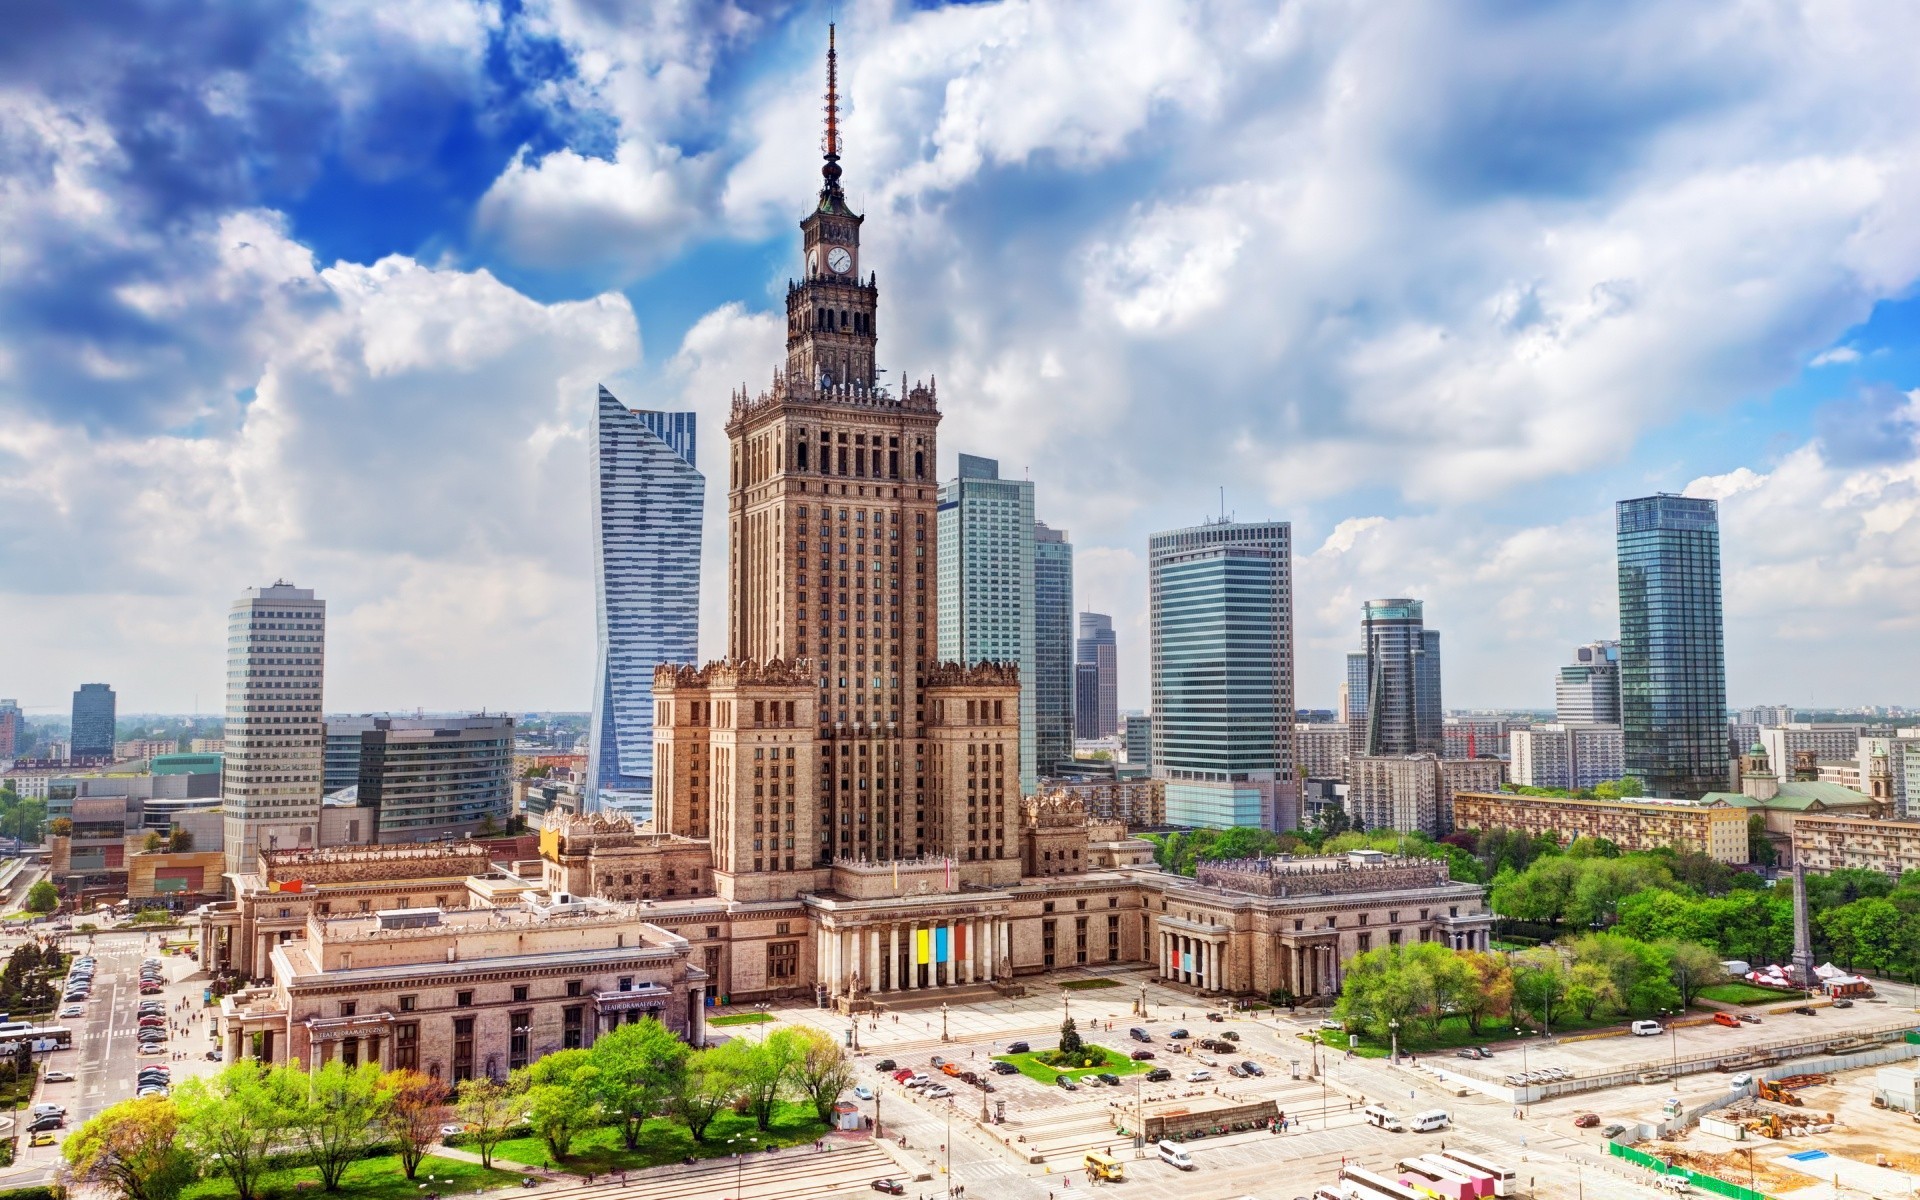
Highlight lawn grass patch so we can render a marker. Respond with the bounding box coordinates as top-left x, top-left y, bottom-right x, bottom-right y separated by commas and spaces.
1059, 978, 1121, 990
990, 1043, 1150, 1084
489, 1101, 827, 1174
707, 1011, 775, 1027
181, 1155, 520, 1200
1699, 982, 1796, 1006
1311, 1009, 1627, 1058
